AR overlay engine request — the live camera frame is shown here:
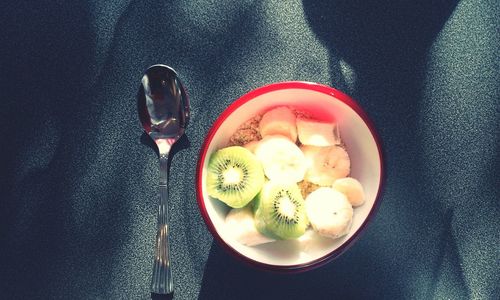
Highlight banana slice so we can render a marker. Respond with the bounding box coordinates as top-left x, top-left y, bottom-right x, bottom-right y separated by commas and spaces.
259, 107, 297, 142
225, 206, 275, 246
332, 177, 365, 207
301, 145, 350, 186
255, 135, 307, 183
305, 187, 353, 239
296, 118, 341, 146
